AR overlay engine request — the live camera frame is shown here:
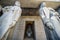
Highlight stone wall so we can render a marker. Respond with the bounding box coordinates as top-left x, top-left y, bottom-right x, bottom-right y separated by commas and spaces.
12, 16, 47, 40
